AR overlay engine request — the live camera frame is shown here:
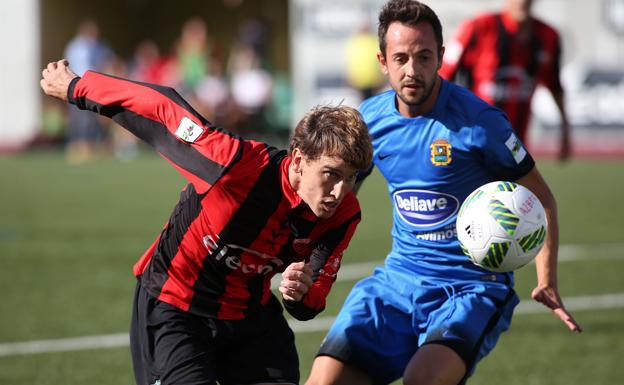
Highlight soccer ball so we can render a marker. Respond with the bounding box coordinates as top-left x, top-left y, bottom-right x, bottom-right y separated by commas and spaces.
456, 181, 547, 272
